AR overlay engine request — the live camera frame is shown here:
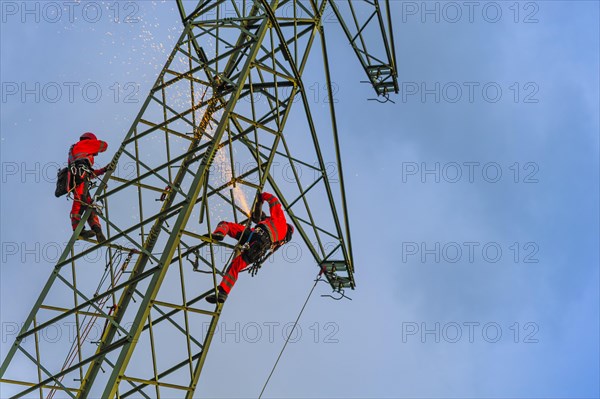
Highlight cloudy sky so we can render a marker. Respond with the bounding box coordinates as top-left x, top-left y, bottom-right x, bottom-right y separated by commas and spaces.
1, 1, 598, 398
